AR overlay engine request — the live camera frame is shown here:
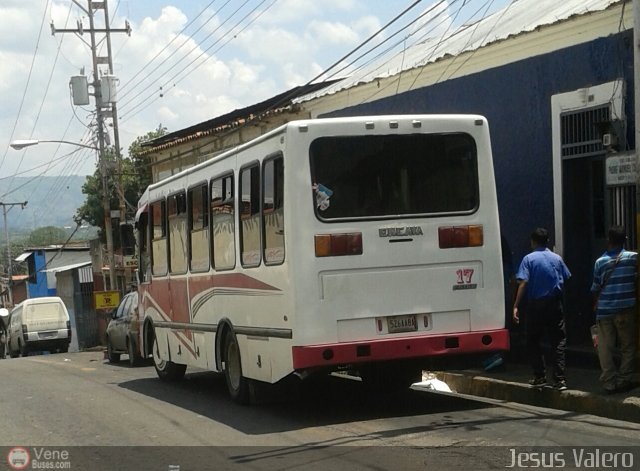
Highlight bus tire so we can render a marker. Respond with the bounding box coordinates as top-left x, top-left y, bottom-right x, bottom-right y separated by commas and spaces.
223, 333, 250, 405
152, 335, 186, 381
